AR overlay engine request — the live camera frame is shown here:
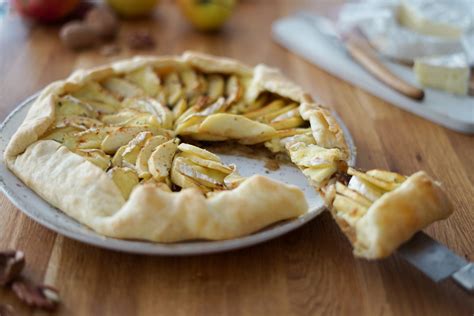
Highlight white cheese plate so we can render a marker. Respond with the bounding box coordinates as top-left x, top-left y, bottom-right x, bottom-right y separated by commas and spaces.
0, 94, 356, 255
272, 13, 474, 134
